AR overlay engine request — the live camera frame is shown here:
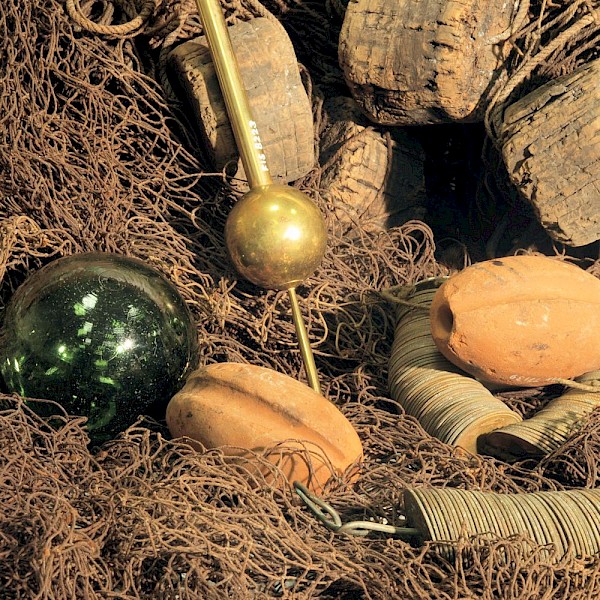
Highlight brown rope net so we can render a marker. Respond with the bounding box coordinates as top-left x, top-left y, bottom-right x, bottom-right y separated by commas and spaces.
1, 0, 600, 598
